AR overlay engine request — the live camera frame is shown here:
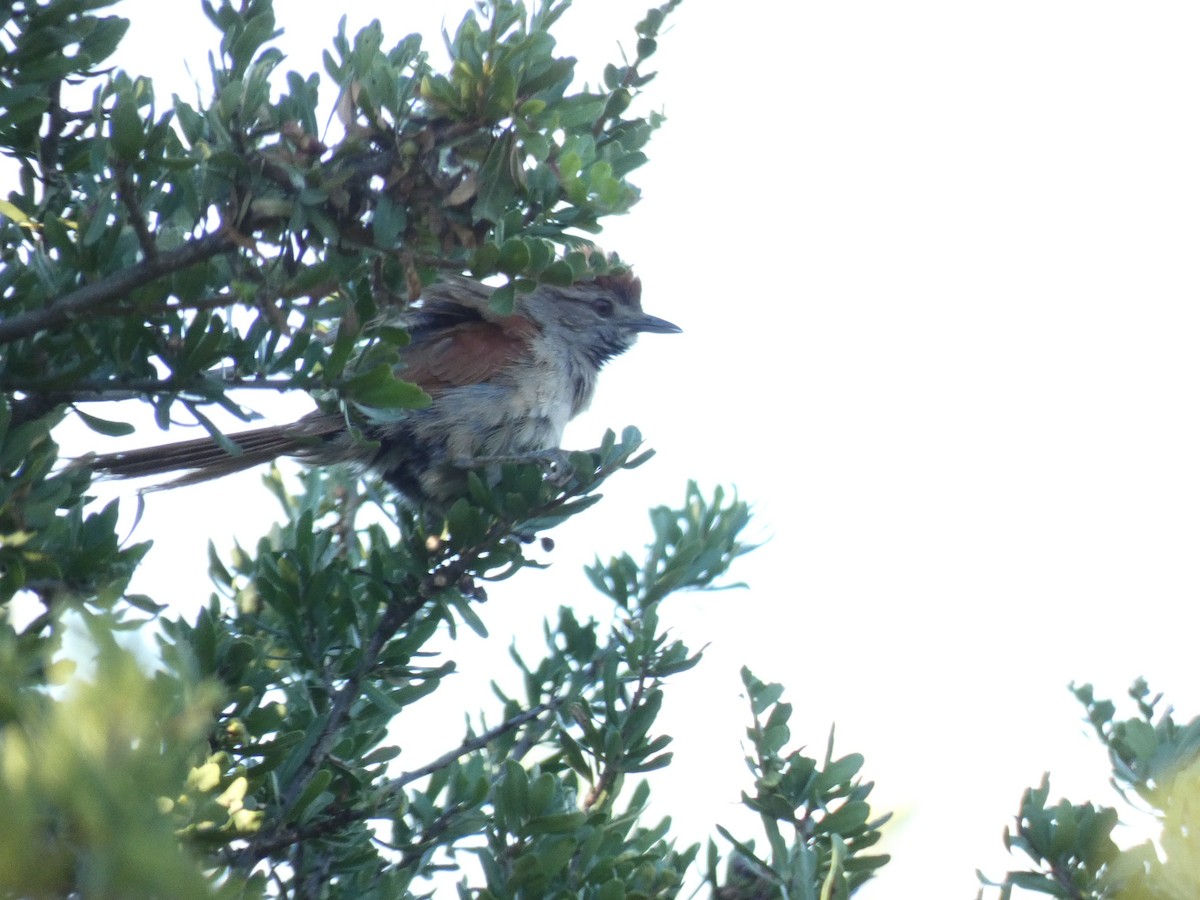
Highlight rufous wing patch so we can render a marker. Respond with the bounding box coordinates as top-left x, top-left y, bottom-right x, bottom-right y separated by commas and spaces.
399, 316, 540, 392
